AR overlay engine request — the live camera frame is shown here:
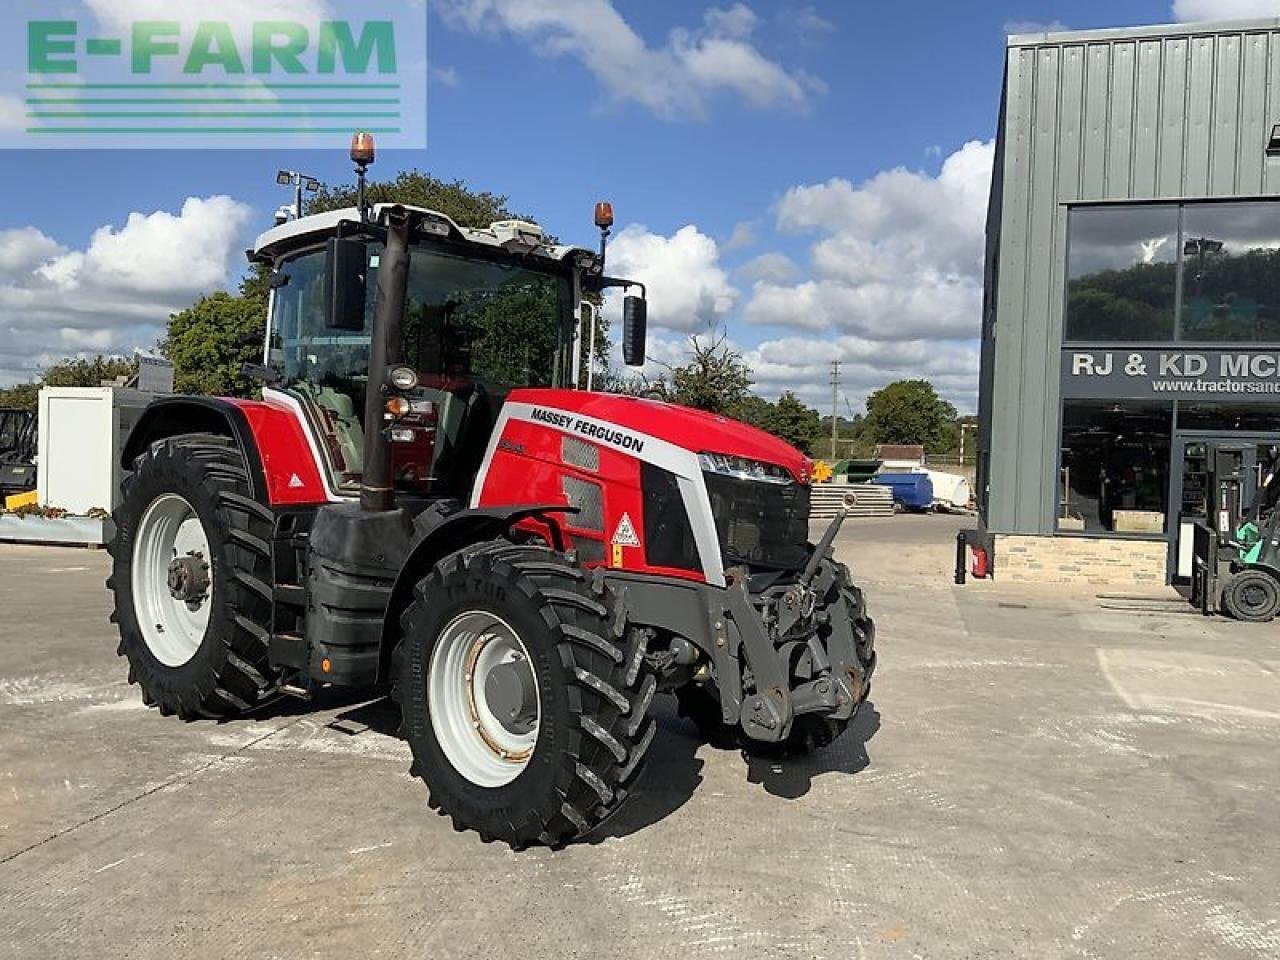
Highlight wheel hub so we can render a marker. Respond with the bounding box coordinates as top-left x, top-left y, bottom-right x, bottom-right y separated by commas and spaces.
483, 656, 537, 734
428, 611, 541, 787
167, 553, 210, 604
131, 493, 214, 668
